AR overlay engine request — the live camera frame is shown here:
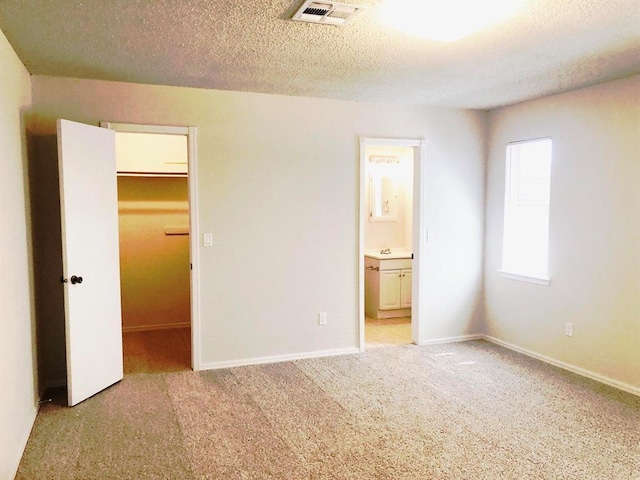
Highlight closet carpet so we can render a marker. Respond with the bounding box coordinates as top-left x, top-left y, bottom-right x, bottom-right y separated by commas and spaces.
123, 327, 191, 374
16, 340, 639, 479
